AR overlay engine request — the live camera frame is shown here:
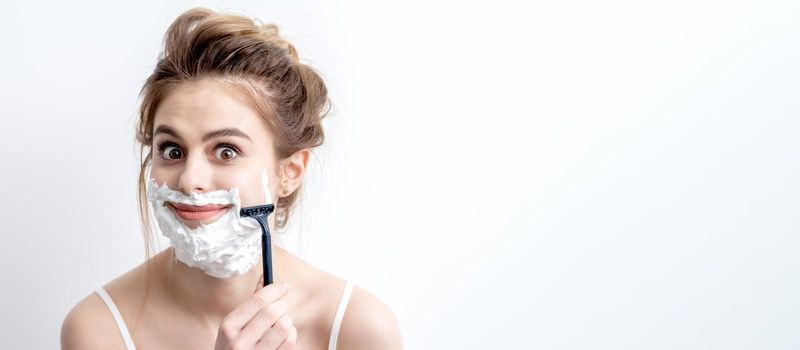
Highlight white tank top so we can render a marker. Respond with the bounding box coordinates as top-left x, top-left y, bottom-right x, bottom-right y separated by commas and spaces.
95, 280, 355, 350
